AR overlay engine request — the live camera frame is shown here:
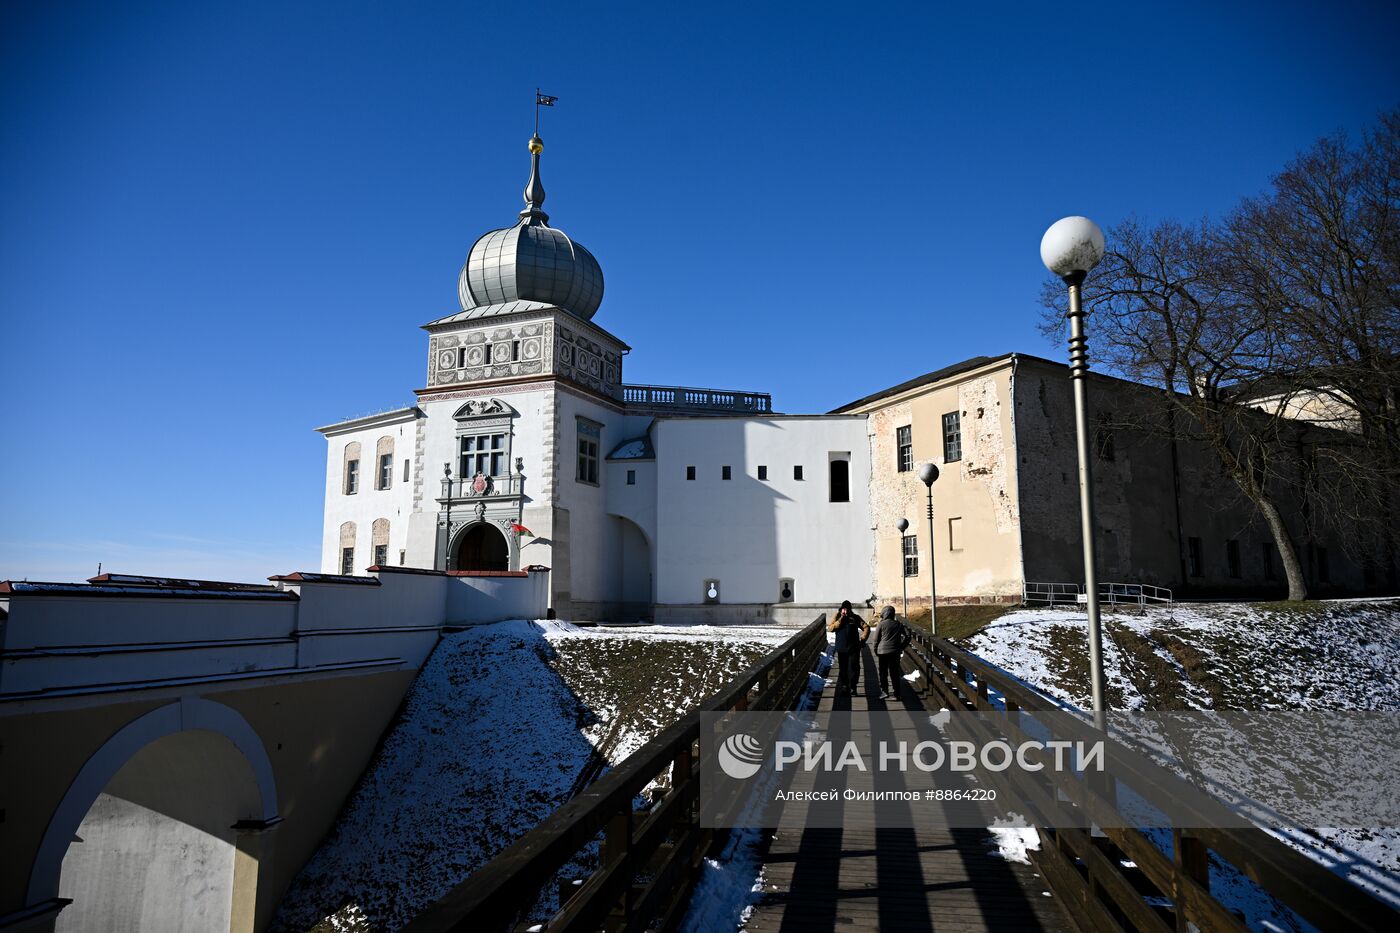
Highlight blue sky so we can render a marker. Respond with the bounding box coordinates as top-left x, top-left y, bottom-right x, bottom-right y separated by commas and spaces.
2, 0, 1397, 583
